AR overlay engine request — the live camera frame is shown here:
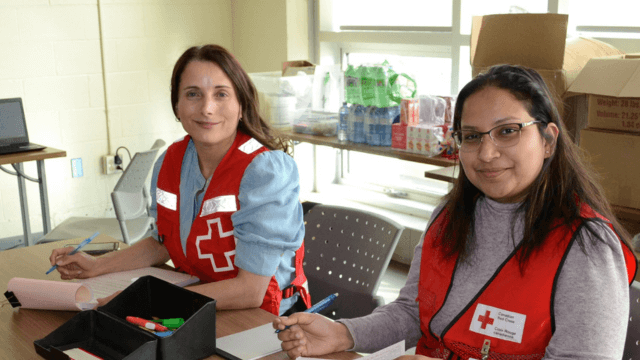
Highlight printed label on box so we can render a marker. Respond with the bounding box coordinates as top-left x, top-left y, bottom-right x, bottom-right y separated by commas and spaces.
588, 95, 640, 133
